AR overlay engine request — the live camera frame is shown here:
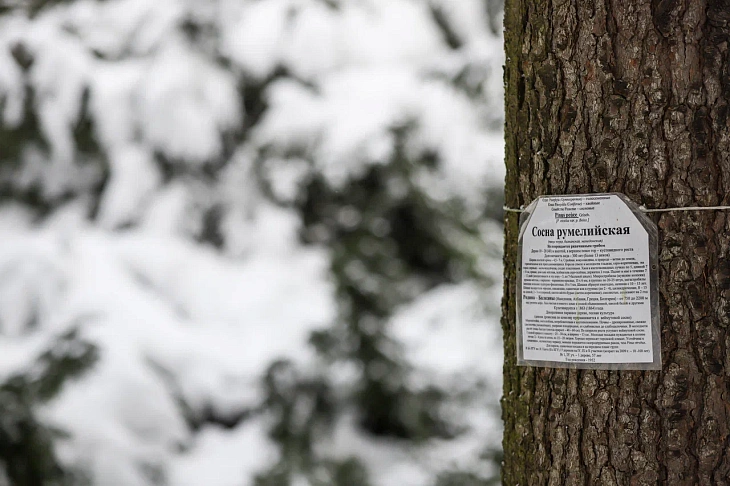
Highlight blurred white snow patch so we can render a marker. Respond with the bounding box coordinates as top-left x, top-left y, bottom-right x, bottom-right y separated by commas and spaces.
64, 0, 180, 57
336, 0, 445, 68
254, 69, 404, 185
221, 0, 289, 79
139, 41, 241, 163
390, 281, 503, 391
44, 335, 188, 486
115, 232, 333, 333
139, 182, 192, 236
89, 60, 144, 147
218, 154, 307, 256
0, 234, 67, 338
2, 143, 101, 203
25, 22, 91, 168
278, 0, 338, 79
0, 225, 335, 484
97, 145, 160, 229
317, 415, 430, 486
292, 475, 313, 486
320, 408, 500, 486
385, 277, 504, 482
169, 419, 278, 486
223, 202, 303, 257
55, 229, 334, 411
0, 24, 25, 127
91, 42, 241, 169
223, 0, 443, 80
0, 16, 102, 198
408, 88, 504, 211
0, 203, 34, 233
258, 156, 311, 205
418, 404, 501, 481
41, 199, 94, 236
0, 335, 55, 382
253, 79, 324, 157
428, 0, 498, 47
257, 68, 502, 209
